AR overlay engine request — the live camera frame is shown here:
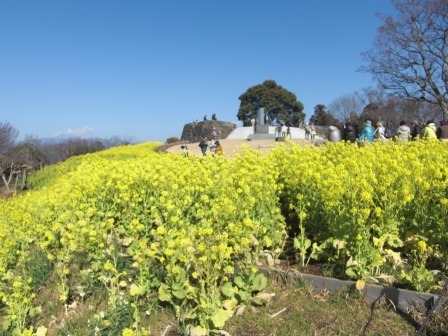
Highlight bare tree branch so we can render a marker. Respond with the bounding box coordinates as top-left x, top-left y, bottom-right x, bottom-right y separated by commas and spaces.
0, 122, 19, 154
360, 0, 448, 118
328, 93, 363, 122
